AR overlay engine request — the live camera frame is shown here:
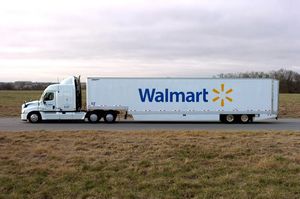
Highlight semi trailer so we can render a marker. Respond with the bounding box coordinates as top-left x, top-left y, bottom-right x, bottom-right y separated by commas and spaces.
21, 76, 279, 123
